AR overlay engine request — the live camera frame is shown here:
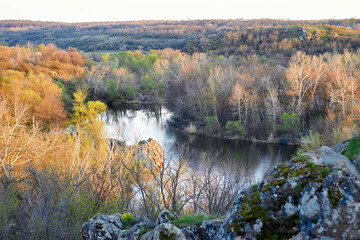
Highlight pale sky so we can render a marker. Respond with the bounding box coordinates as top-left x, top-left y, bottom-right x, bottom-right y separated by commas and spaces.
1, 0, 359, 22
